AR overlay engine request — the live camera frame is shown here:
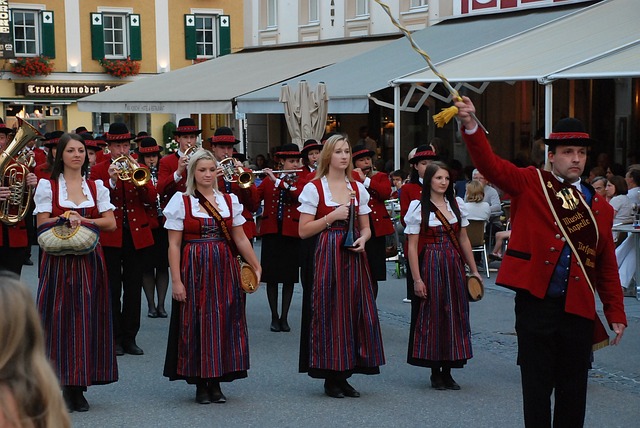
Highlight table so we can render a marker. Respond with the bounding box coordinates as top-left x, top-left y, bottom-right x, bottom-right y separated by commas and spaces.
612, 224, 640, 300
